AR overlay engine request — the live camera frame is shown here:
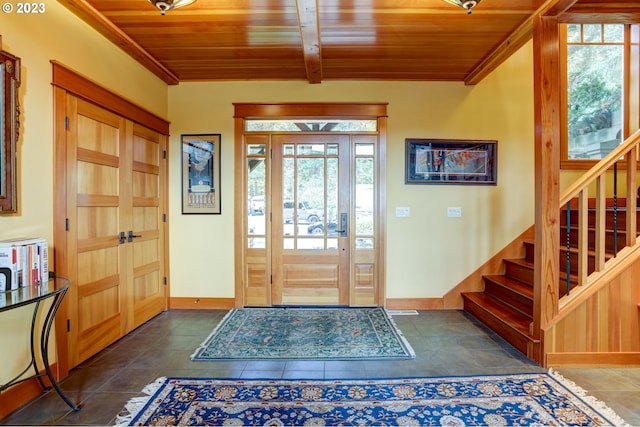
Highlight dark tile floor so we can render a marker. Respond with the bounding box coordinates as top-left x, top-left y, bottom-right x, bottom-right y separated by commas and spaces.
2, 309, 639, 425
